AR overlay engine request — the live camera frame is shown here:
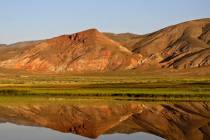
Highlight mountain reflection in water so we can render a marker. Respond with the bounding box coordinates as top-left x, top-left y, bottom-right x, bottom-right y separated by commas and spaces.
0, 98, 209, 140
